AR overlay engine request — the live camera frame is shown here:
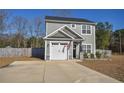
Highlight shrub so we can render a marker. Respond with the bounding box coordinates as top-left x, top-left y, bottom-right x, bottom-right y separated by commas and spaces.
104, 51, 108, 58
90, 53, 94, 58
96, 51, 101, 58
83, 52, 88, 58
